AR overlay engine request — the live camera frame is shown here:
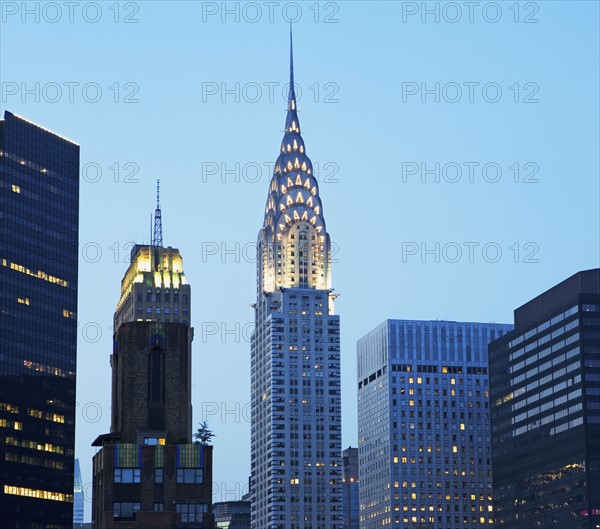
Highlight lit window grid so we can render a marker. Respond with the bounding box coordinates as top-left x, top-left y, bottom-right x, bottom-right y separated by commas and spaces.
357, 320, 513, 529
